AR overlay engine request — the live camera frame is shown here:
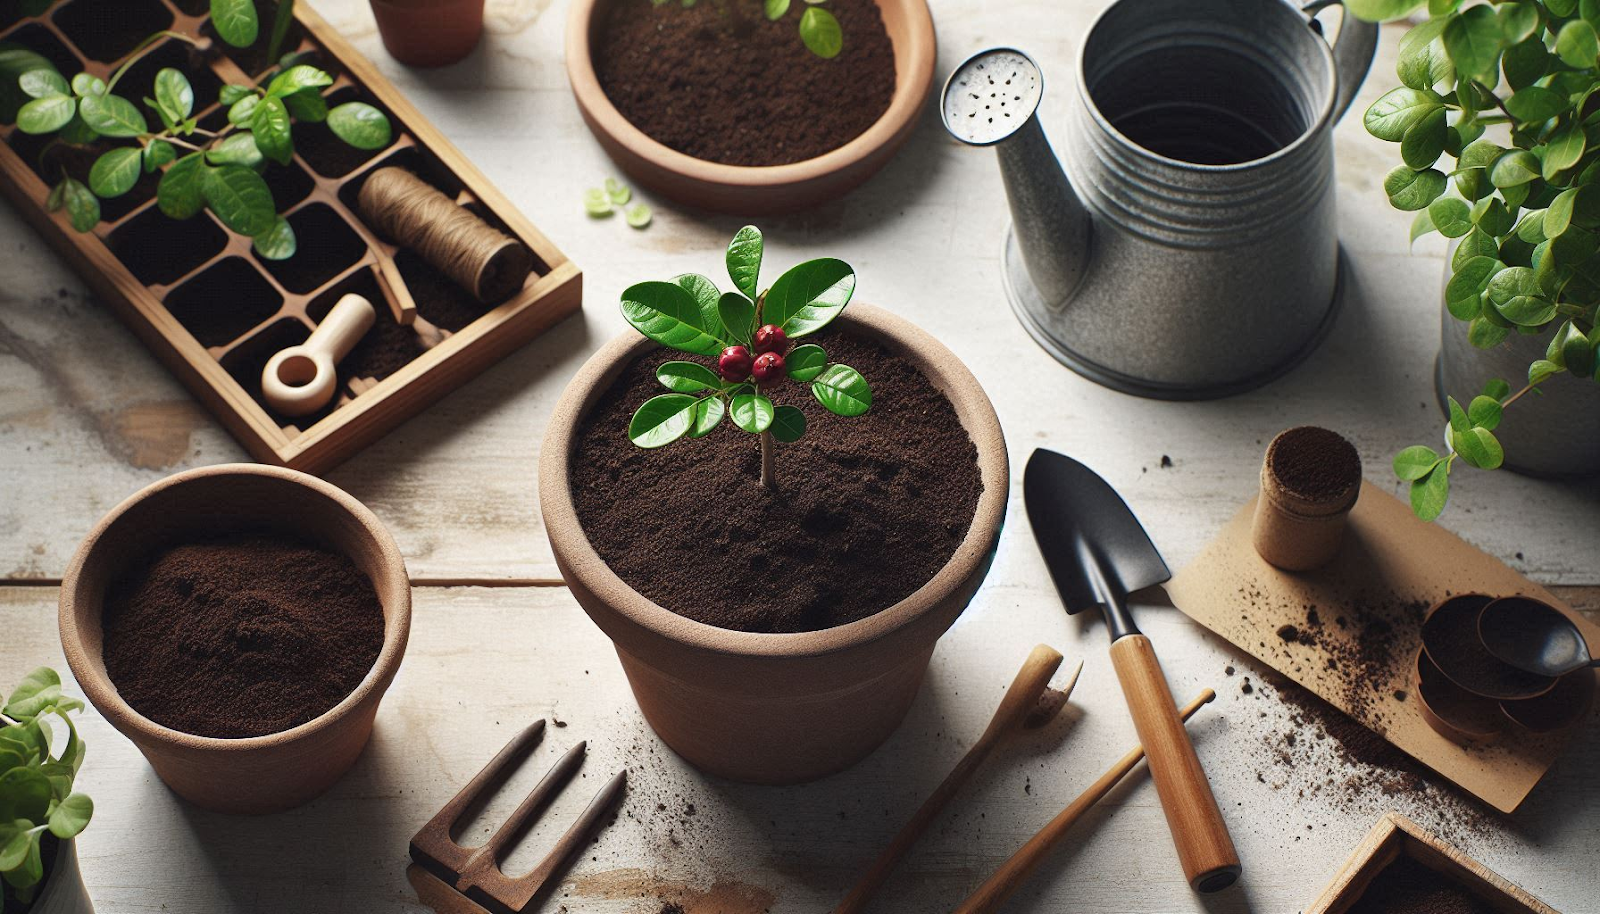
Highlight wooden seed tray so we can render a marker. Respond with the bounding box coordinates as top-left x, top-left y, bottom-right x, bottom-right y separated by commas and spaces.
0, 0, 581, 473
1306, 813, 1558, 914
